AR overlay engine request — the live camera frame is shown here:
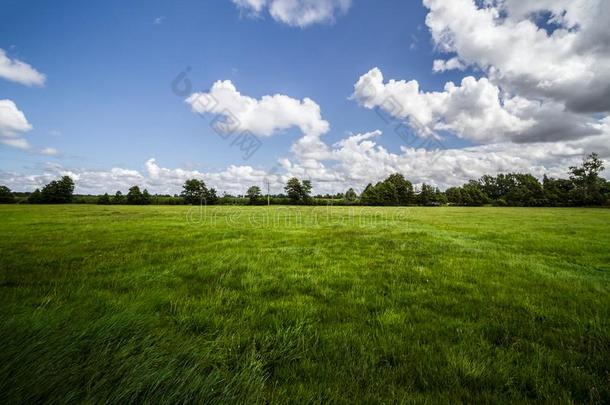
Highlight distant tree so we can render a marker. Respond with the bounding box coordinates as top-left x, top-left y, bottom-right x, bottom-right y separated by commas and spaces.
435, 188, 448, 205
445, 187, 463, 205
543, 175, 574, 206
385, 173, 414, 205
246, 186, 262, 205
285, 178, 301, 203
301, 180, 312, 204
460, 181, 489, 206
505, 174, 544, 206
207, 187, 219, 205
360, 183, 379, 205
181, 179, 209, 205
345, 188, 358, 202
375, 180, 398, 206
38, 176, 75, 203
112, 191, 124, 204
126, 186, 143, 205
284, 178, 312, 204
97, 193, 111, 205
418, 183, 436, 205
0, 185, 15, 204
141, 189, 152, 205
479, 175, 500, 200
569, 153, 605, 205
28, 189, 43, 204
359, 174, 416, 206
